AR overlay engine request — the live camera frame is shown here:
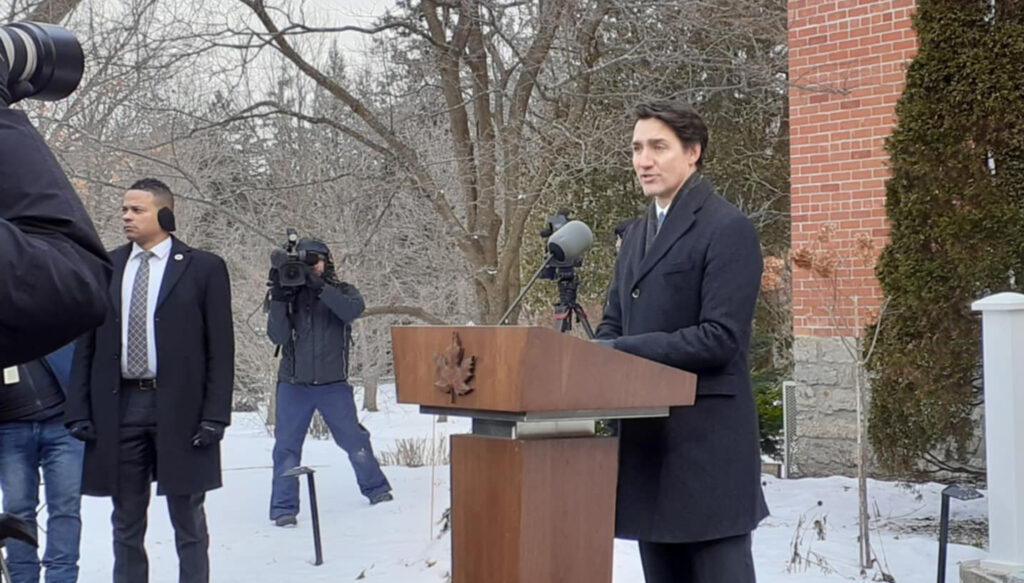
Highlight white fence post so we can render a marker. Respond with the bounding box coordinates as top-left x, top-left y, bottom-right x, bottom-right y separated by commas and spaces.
972, 292, 1024, 570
